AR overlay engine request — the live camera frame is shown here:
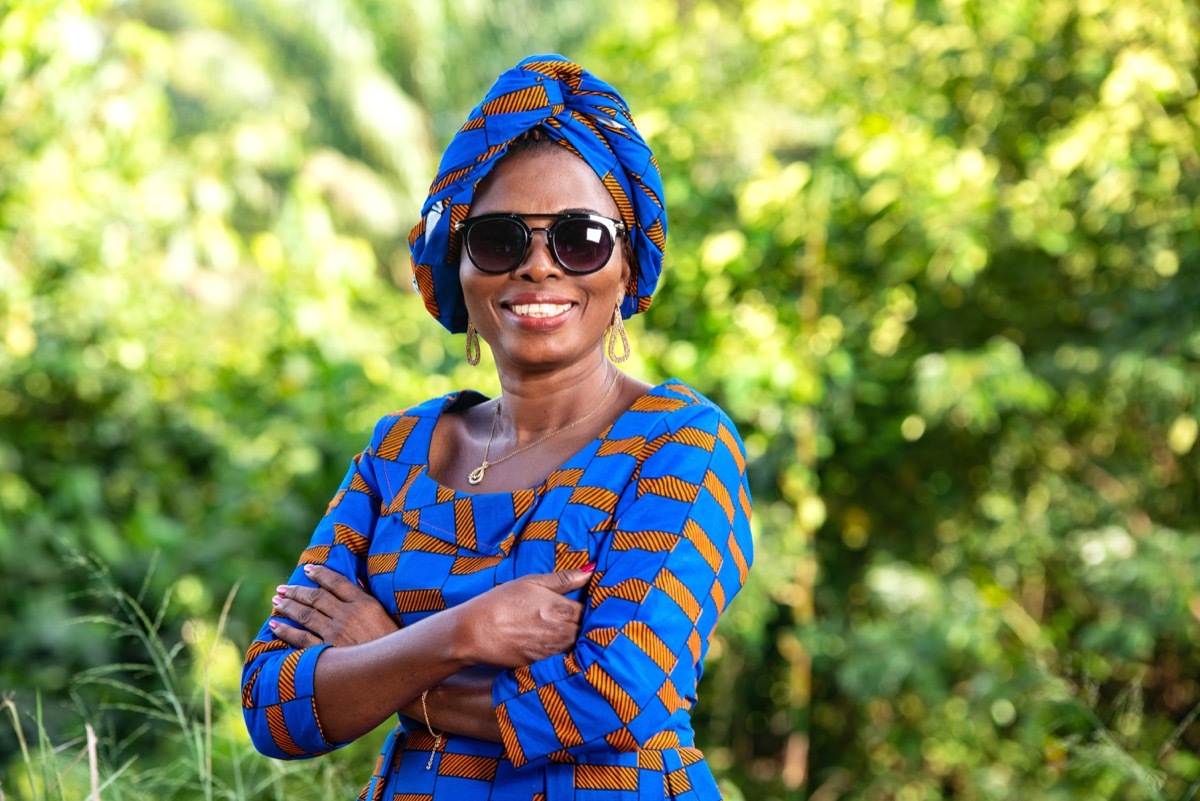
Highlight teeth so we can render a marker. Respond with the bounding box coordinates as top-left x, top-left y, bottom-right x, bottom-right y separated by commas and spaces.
509, 303, 572, 318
